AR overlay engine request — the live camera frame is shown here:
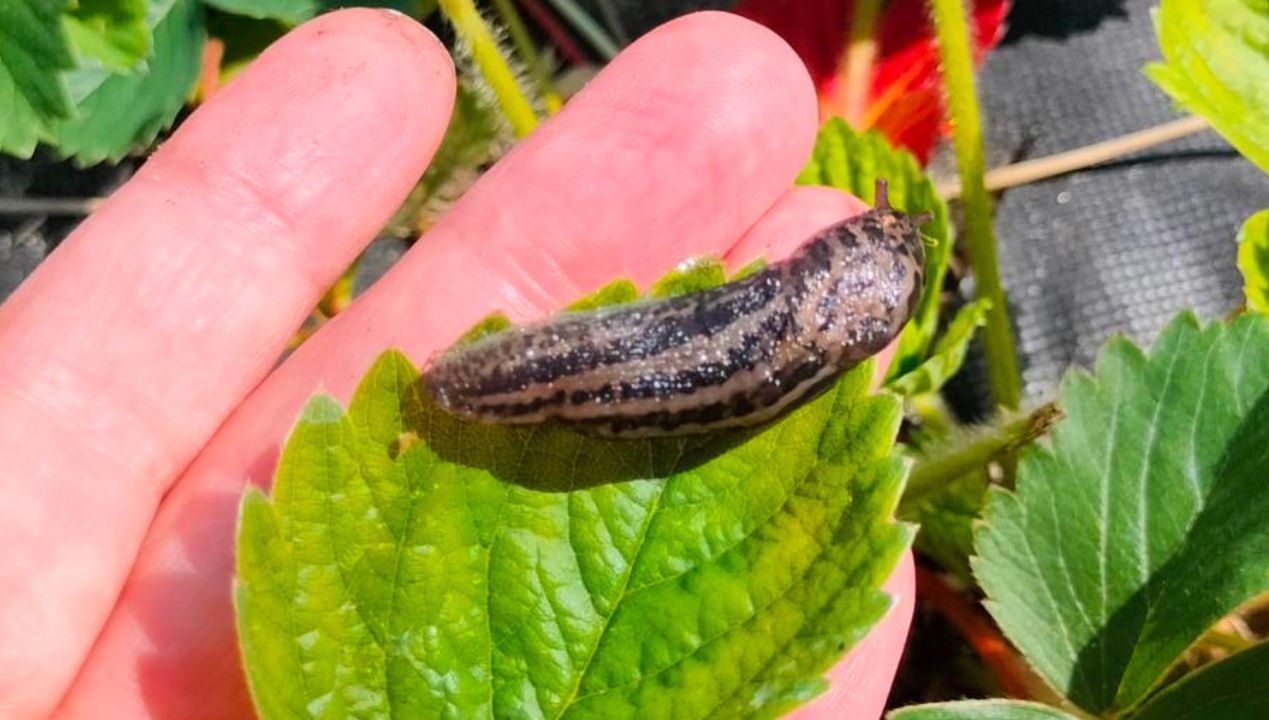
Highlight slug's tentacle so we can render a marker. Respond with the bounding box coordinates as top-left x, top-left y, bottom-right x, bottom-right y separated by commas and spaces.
422, 180, 928, 438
